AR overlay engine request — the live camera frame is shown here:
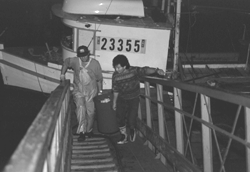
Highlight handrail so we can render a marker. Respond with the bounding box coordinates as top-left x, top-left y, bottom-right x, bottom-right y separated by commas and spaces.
3, 80, 72, 172
138, 76, 250, 172
143, 76, 250, 107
